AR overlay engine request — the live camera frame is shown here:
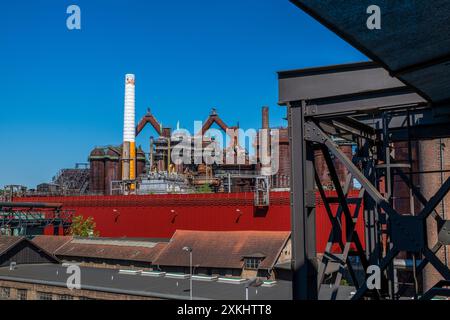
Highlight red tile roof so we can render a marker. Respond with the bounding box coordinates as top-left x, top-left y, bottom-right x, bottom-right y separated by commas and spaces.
32, 236, 166, 263
0, 236, 24, 255
32, 236, 73, 254
56, 241, 166, 263
153, 230, 290, 269
0, 236, 60, 264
